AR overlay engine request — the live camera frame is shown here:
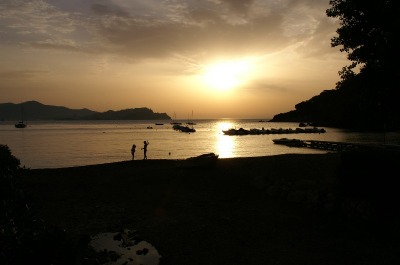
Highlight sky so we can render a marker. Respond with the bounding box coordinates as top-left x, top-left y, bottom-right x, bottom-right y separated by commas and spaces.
0, 0, 348, 119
